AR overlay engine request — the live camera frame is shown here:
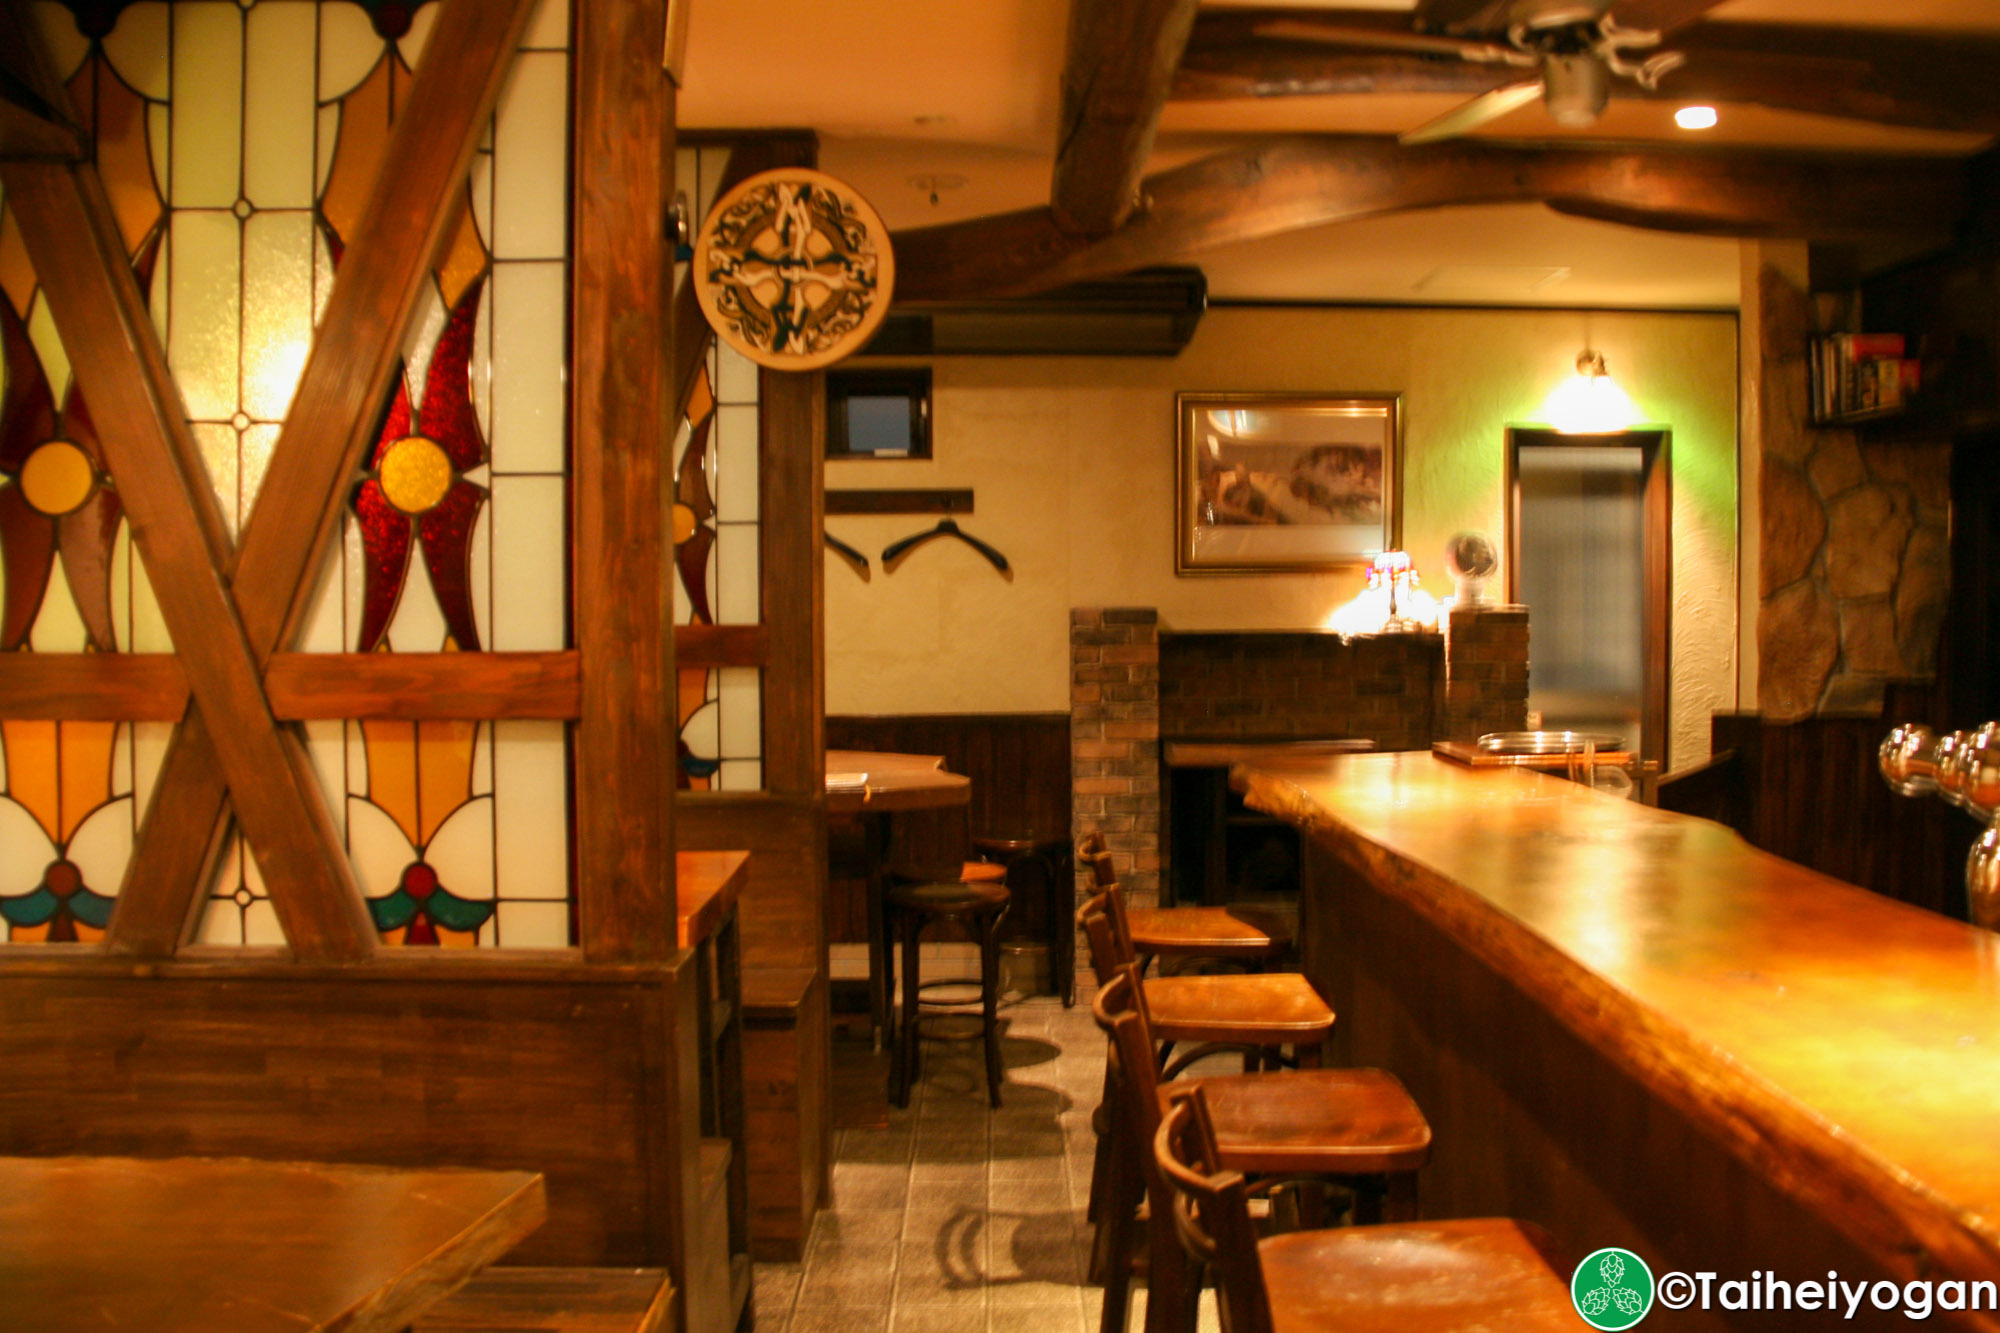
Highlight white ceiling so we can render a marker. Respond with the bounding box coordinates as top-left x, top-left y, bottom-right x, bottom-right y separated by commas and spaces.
680, 1, 2000, 311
